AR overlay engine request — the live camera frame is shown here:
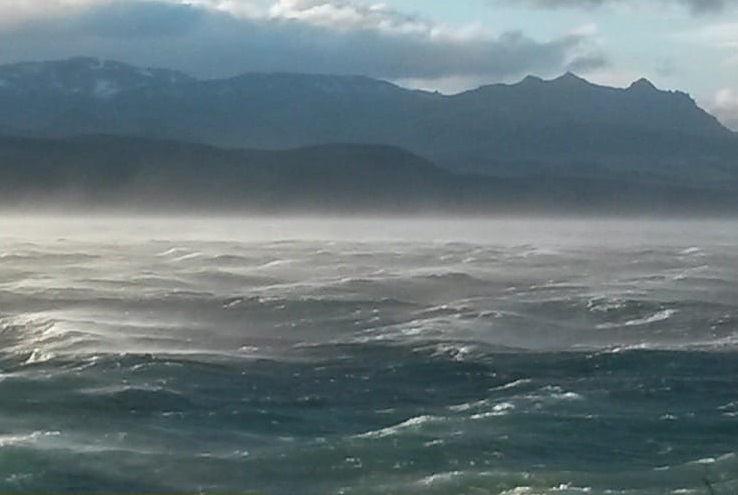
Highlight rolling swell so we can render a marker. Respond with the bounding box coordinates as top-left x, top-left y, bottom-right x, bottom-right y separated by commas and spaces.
1, 218, 738, 493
